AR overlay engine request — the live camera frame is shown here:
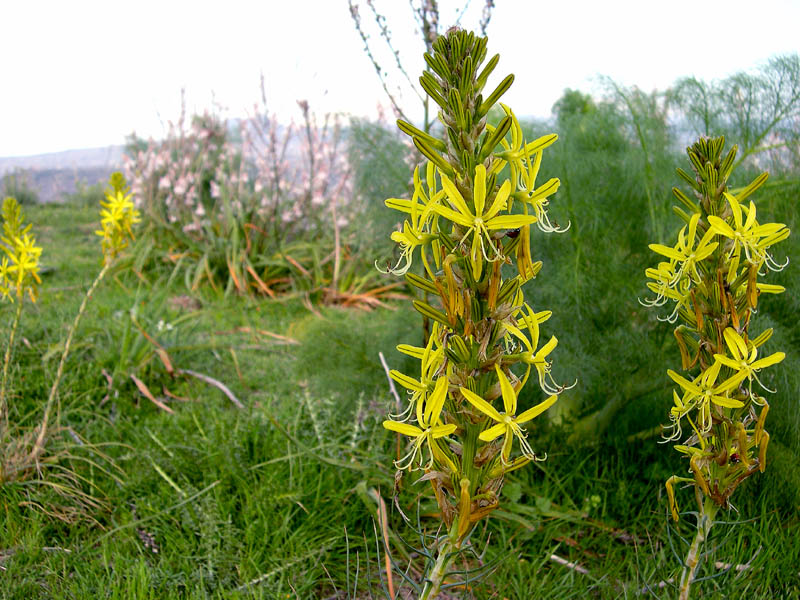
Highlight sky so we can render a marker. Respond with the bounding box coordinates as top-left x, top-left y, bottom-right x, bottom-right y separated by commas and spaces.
2, 0, 799, 157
